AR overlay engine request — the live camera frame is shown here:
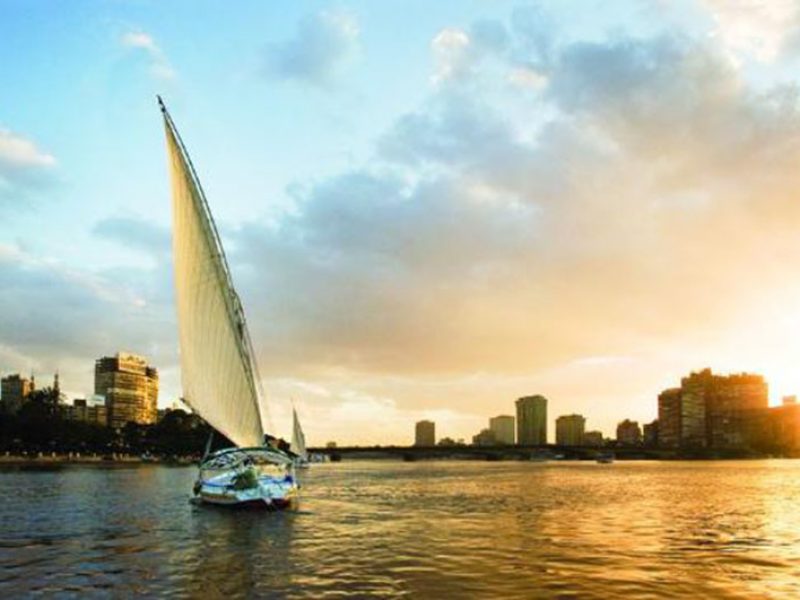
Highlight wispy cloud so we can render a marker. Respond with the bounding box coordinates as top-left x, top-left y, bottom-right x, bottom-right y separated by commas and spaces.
120, 30, 175, 80
0, 128, 56, 200
0, 129, 55, 169
264, 11, 359, 86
